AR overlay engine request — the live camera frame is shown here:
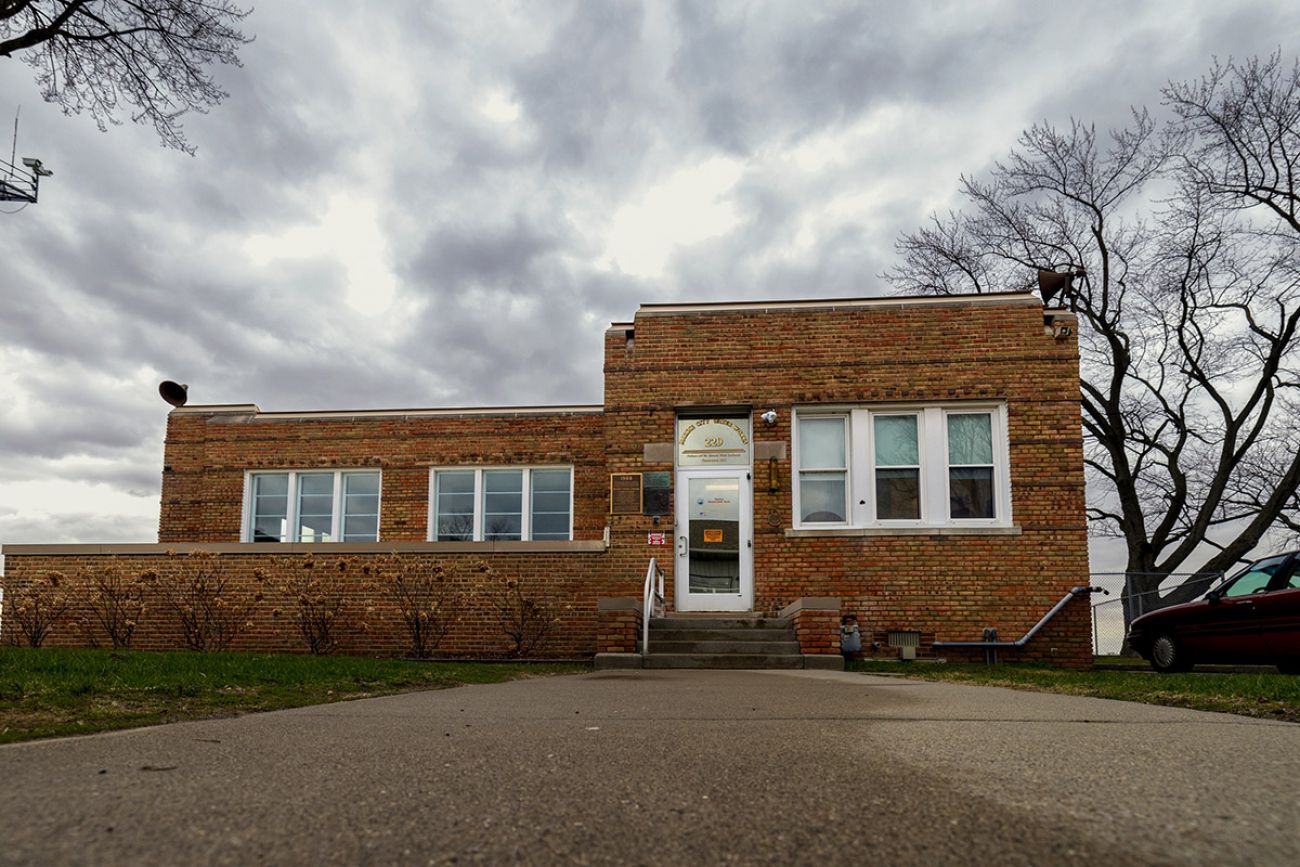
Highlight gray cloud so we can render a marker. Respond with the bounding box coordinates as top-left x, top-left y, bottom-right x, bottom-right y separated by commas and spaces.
2, 0, 1298, 550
